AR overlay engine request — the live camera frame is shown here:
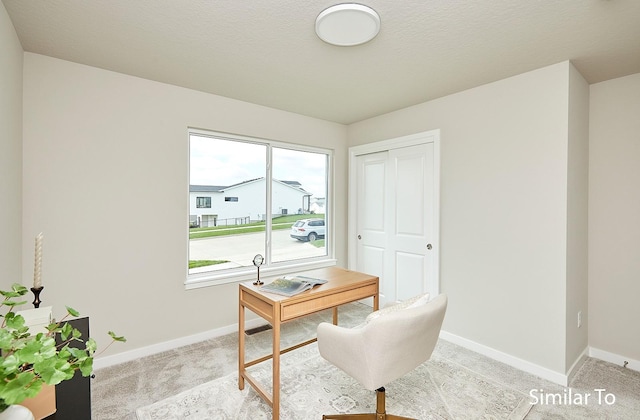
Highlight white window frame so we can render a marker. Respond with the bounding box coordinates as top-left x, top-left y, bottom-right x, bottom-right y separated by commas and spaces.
186, 128, 336, 289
